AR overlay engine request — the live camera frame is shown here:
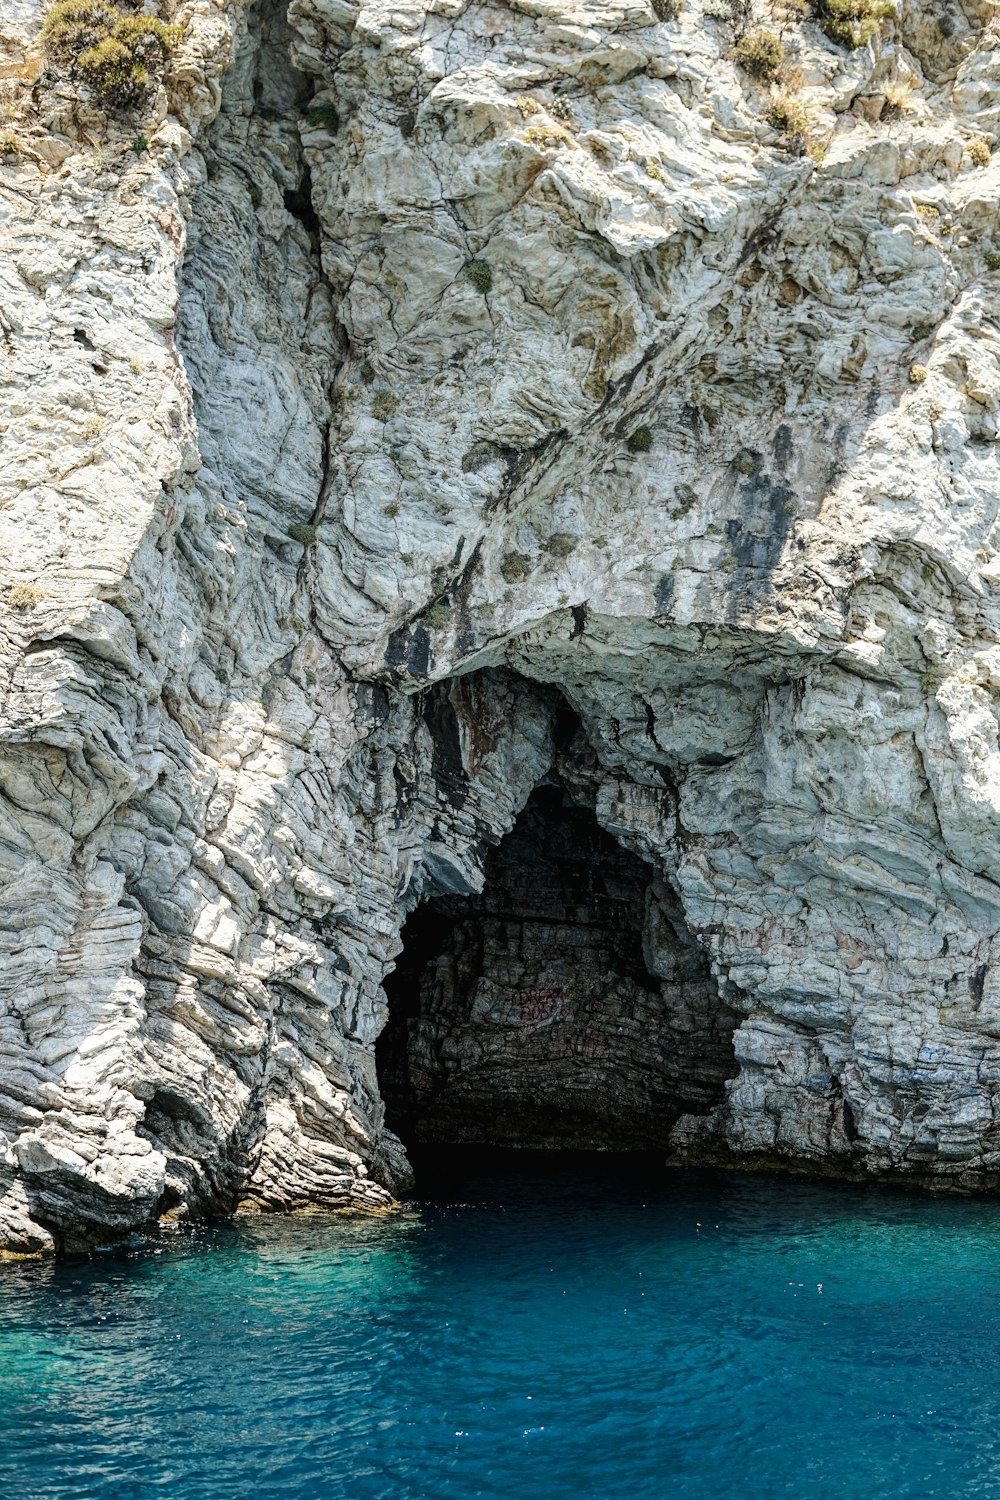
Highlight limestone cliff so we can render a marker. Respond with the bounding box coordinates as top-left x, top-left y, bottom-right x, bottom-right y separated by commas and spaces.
3, 0, 1000, 1253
